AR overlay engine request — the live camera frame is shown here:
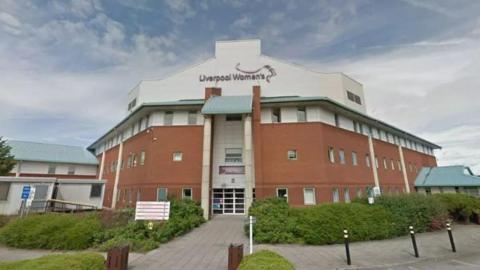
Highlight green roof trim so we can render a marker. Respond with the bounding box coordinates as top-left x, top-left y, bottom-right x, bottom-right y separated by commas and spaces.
415, 166, 480, 187
7, 140, 98, 165
260, 95, 441, 149
201, 95, 252, 115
